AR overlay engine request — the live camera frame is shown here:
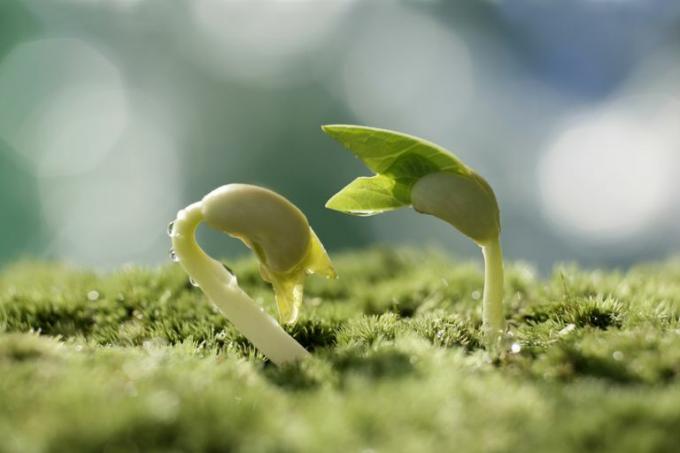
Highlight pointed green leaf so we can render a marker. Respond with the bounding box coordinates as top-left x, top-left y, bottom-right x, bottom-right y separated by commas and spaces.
321, 125, 471, 185
325, 175, 410, 215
